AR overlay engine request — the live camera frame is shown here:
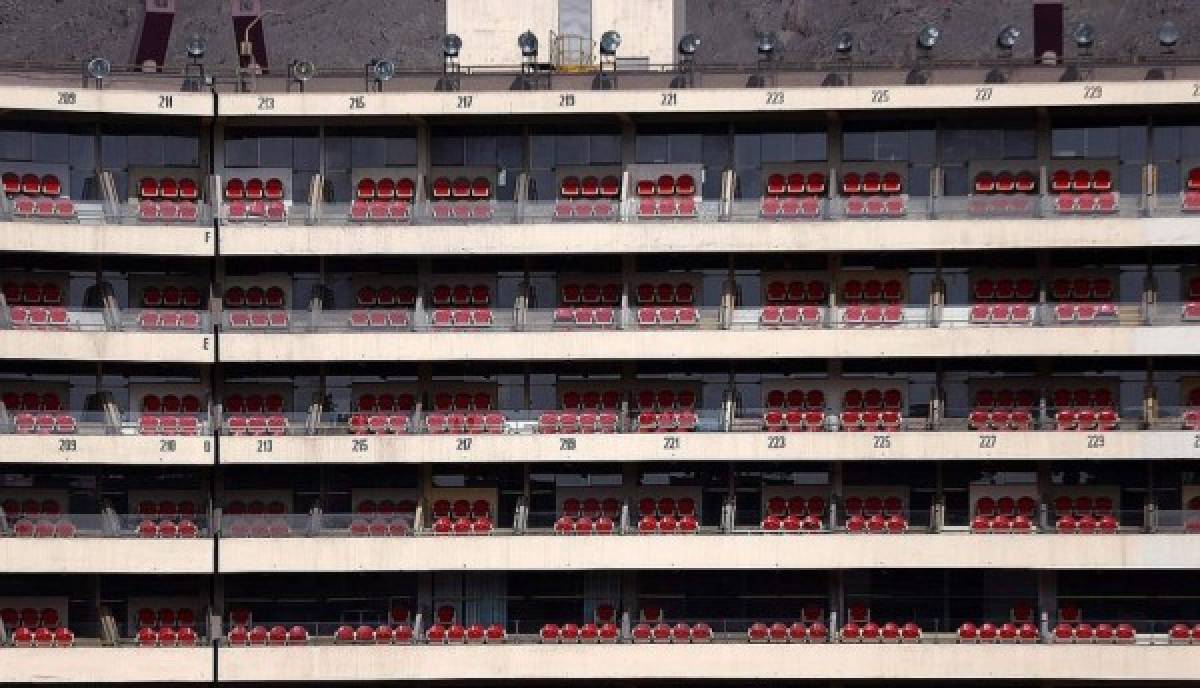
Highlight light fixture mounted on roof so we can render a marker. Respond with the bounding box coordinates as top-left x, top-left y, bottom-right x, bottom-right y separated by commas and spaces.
183, 34, 208, 92
83, 57, 111, 90
365, 58, 396, 92
443, 33, 462, 58
519, 30, 539, 58
1157, 21, 1179, 52
677, 33, 700, 88
754, 31, 779, 88
186, 33, 207, 60
997, 25, 1020, 52
1073, 22, 1095, 54
835, 30, 854, 57
597, 30, 621, 89
518, 30, 548, 89
917, 25, 940, 52
600, 30, 621, 56
287, 59, 316, 92
441, 34, 462, 91
756, 31, 778, 57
